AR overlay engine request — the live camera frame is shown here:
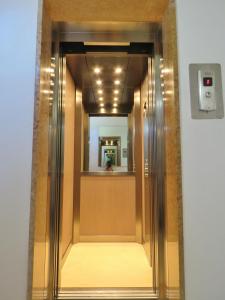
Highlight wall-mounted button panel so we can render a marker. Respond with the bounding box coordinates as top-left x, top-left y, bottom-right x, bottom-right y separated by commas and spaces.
189, 64, 224, 119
